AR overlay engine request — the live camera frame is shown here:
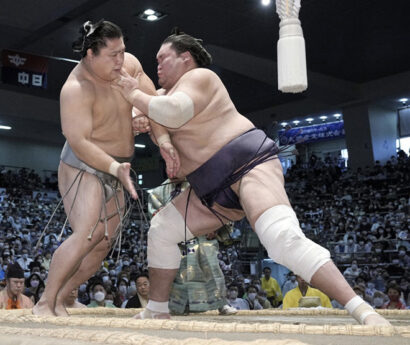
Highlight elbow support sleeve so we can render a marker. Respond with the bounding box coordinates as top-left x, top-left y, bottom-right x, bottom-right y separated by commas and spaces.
148, 91, 194, 128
